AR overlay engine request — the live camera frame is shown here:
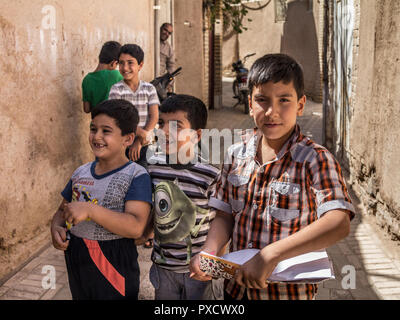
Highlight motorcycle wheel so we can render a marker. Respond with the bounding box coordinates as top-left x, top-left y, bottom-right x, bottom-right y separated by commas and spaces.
232, 80, 239, 98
